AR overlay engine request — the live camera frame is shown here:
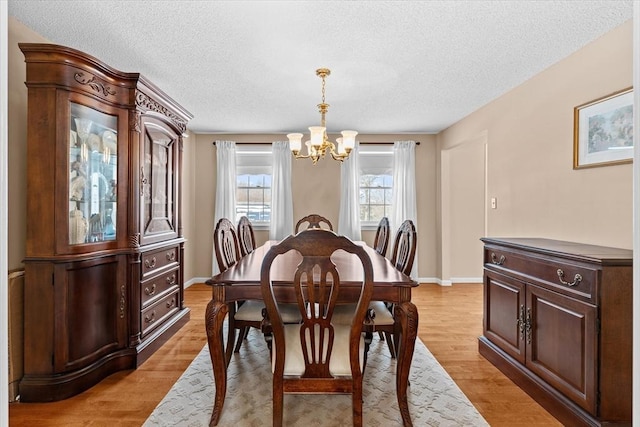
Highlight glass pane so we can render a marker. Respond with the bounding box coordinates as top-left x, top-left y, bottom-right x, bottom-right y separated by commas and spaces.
370, 188, 385, 204
69, 102, 118, 245
384, 188, 393, 204
369, 205, 386, 220
143, 124, 175, 235
236, 174, 249, 187
359, 189, 369, 204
